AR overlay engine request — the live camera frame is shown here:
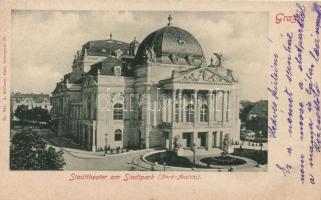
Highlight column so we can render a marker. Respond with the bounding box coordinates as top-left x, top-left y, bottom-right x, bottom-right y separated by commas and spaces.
193, 90, 198, 125
161, 94, 166, 122
214, 91, 217, 121
219, 131, 223, 147
178, 89, 182, 122
169, 130, 174, 151
82, 125, 86, 148
213, 132, 217, 148
144, 87, 151, 149
182, 95, 186, 123
228, 91, 234, 123
172, 89, 176, 123
221, 91, 225, 123
153, 101, 157, 127
208, 90, 213, 126
166, 91, 171, 122
87, 126, 91, 150
226, 91, 230, 122
78, 123, 81, 144
235, 91, 240, 122
92, 121, 96, 152
207, 132, 212, 150
77, 121, 81, 145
